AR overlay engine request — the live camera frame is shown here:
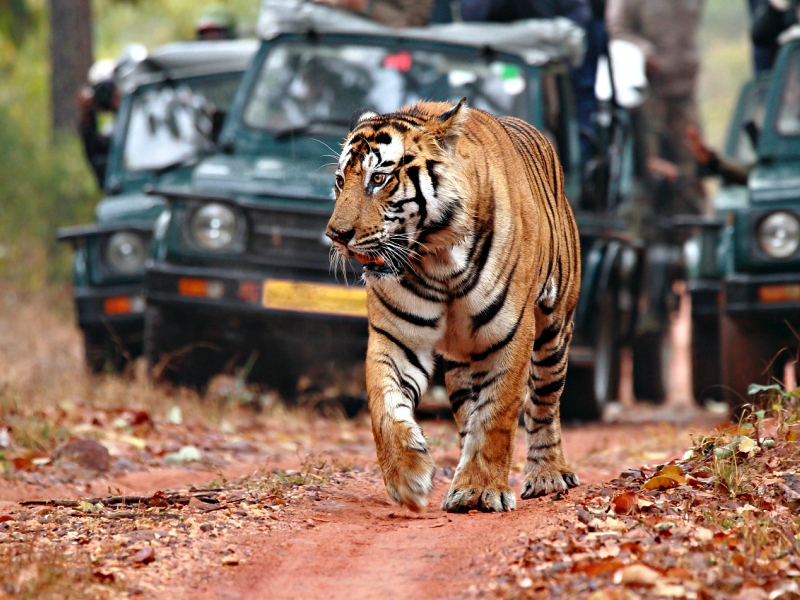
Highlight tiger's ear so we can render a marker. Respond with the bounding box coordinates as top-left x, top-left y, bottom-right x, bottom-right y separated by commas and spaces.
349, 107, 378, 131
432, 98, 467, 150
